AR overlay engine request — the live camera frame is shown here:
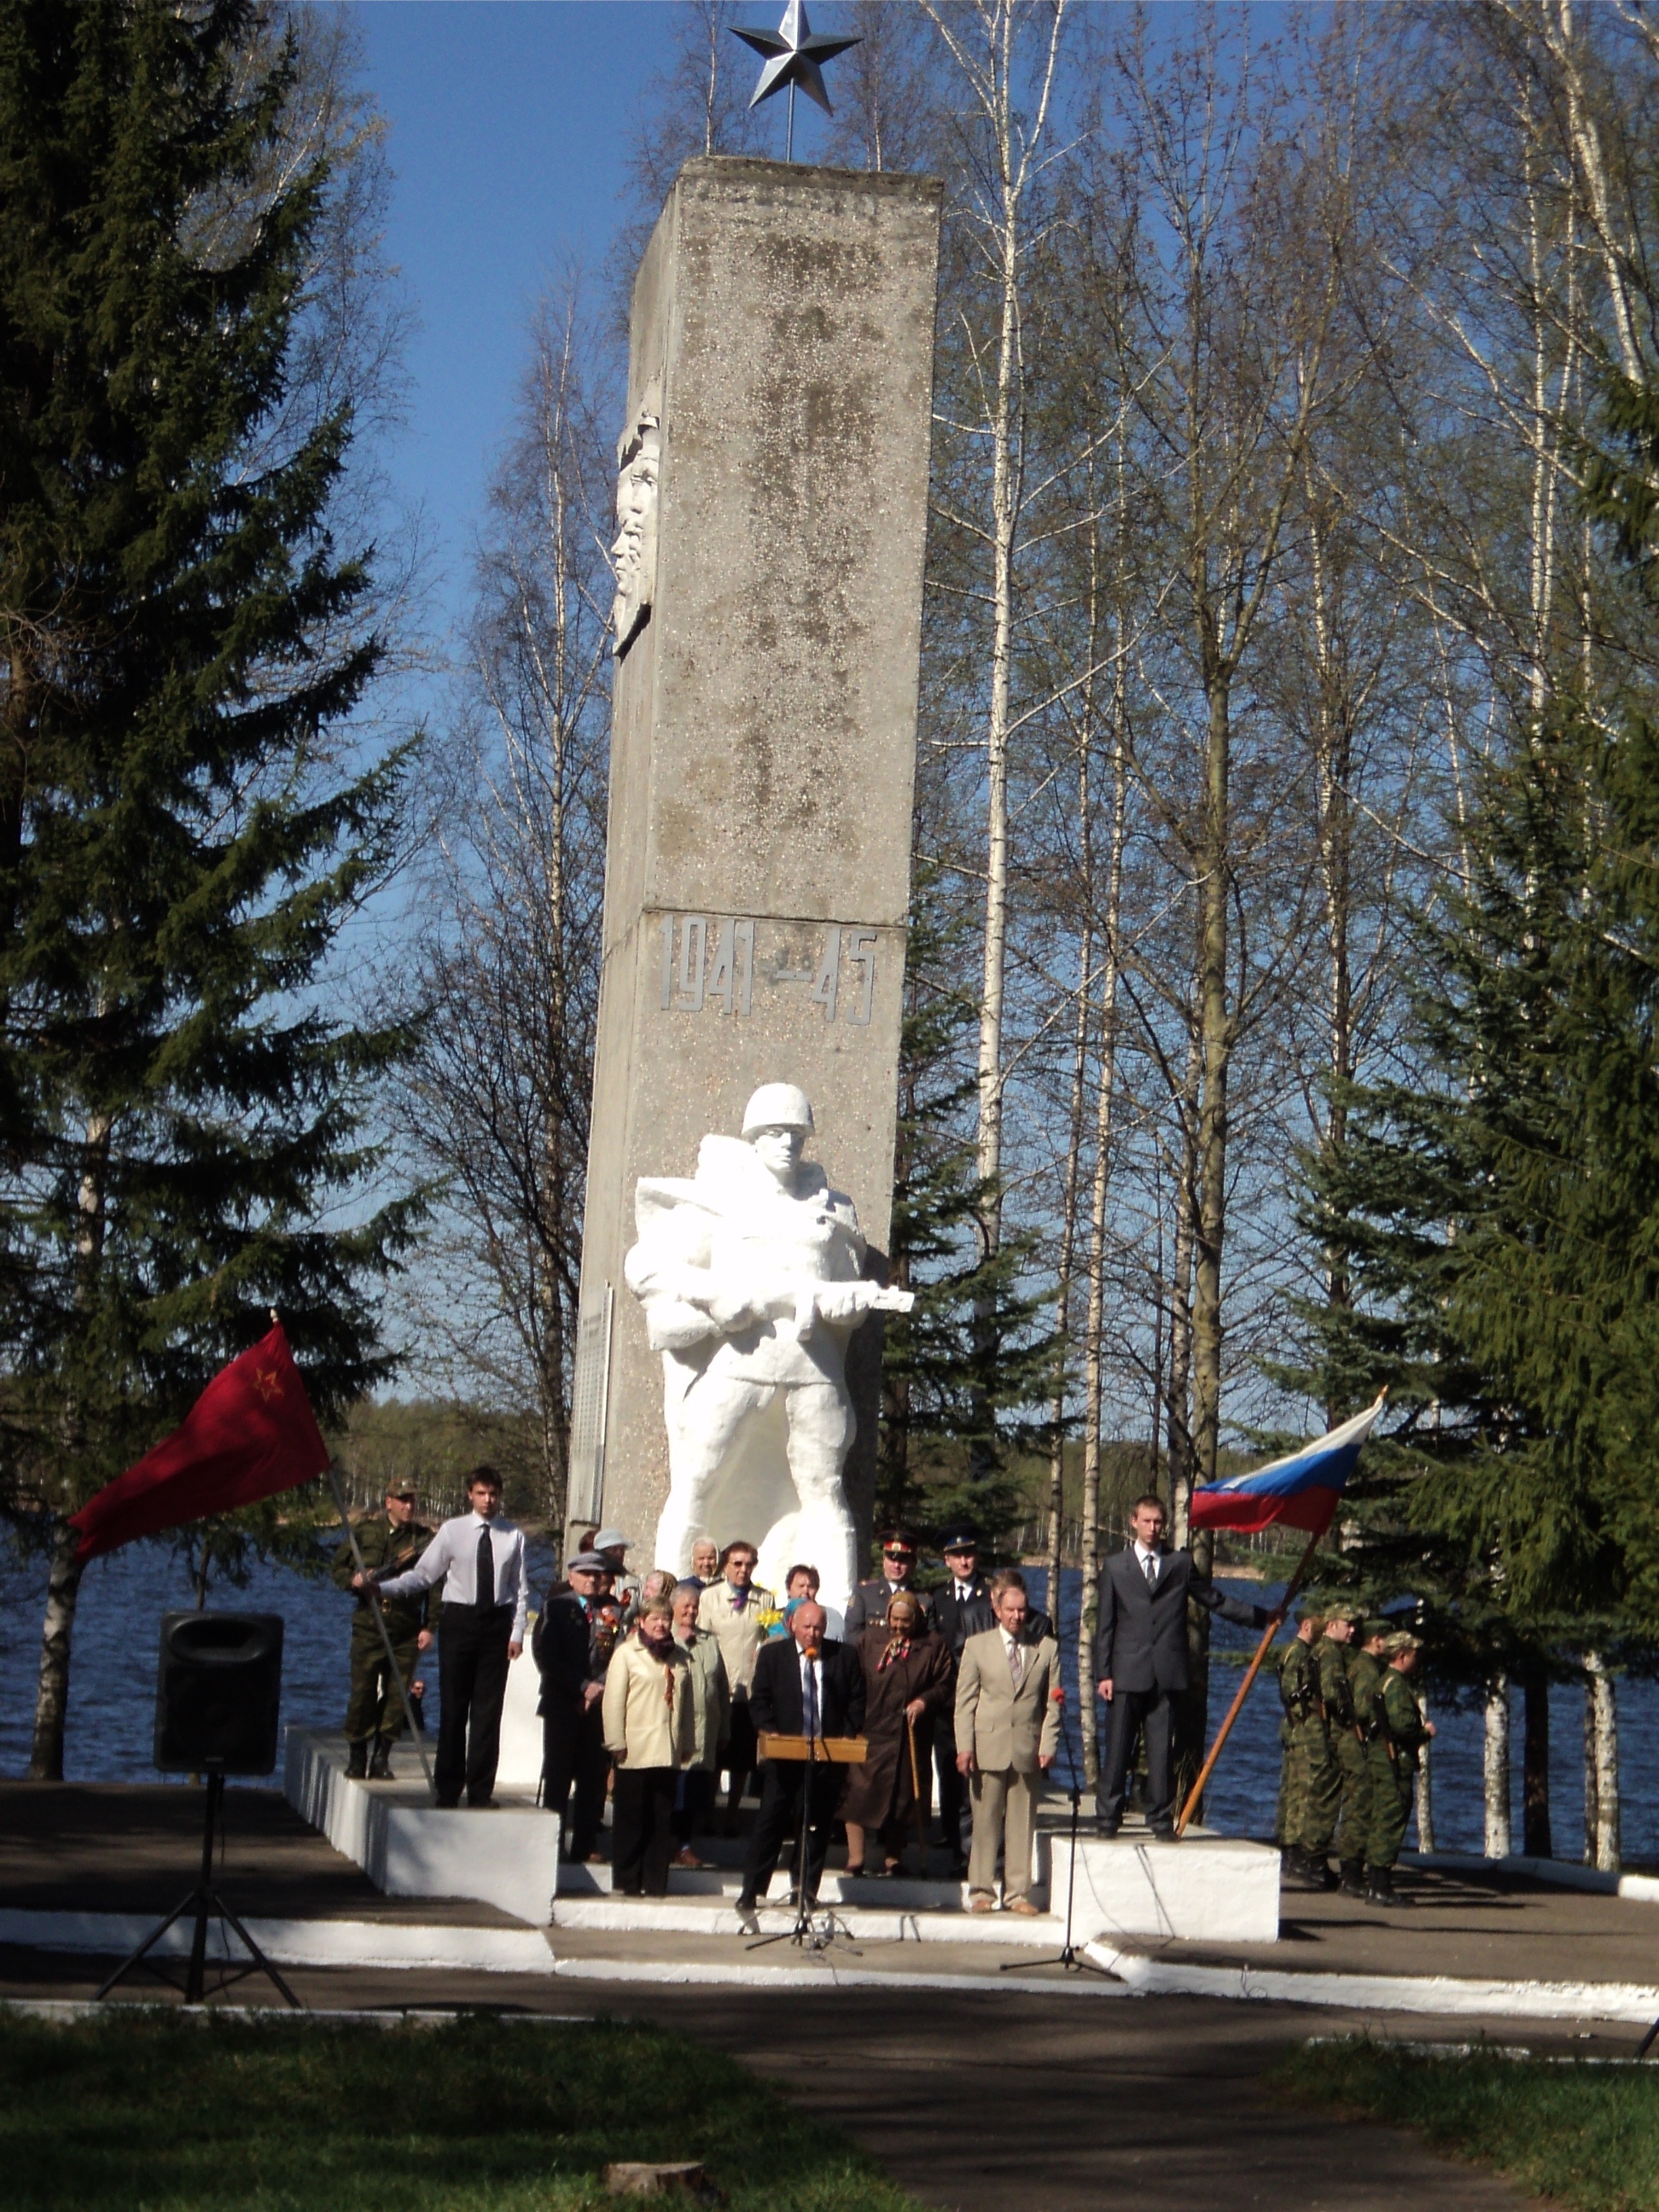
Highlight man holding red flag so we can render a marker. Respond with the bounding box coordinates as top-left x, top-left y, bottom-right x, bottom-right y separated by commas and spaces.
360, 1465, 527, 1809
